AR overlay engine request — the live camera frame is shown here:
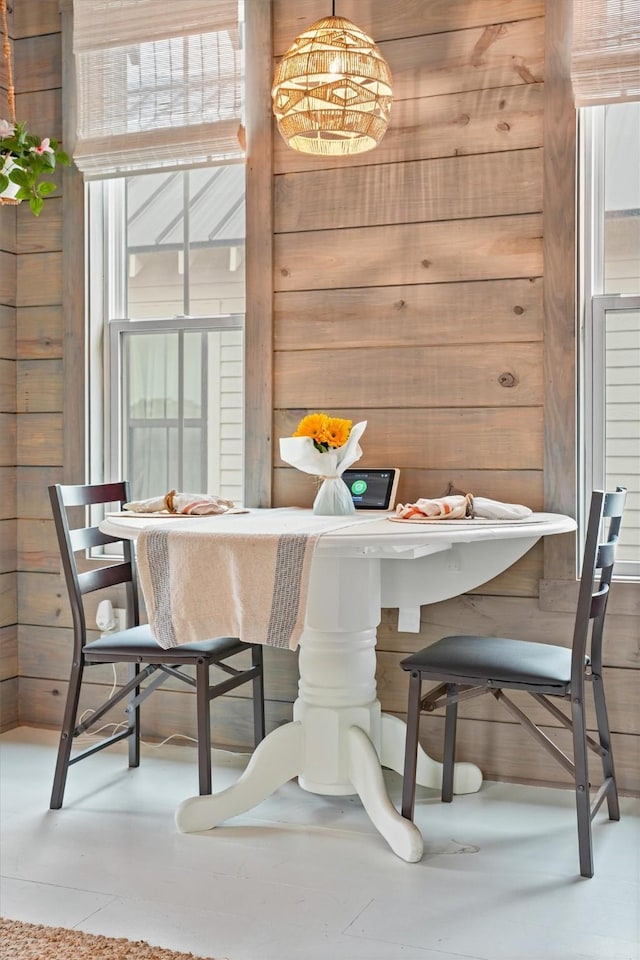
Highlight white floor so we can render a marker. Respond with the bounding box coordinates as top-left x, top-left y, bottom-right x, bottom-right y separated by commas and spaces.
1, 727, 638, 960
